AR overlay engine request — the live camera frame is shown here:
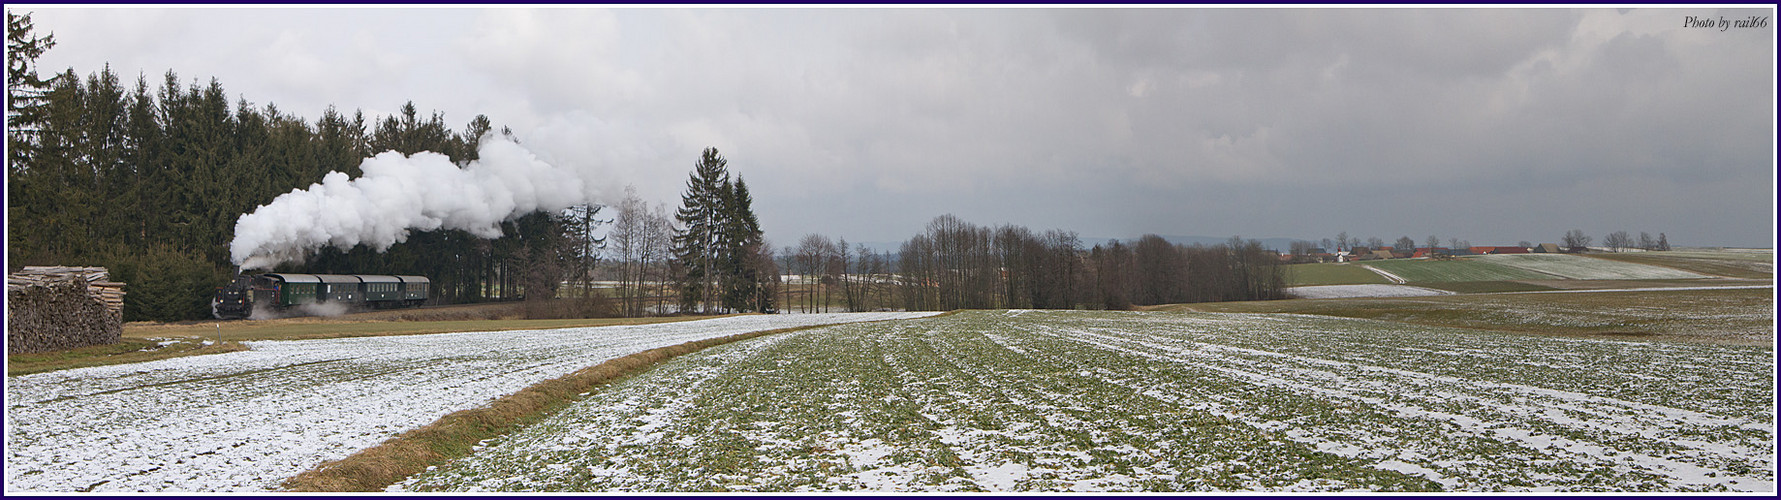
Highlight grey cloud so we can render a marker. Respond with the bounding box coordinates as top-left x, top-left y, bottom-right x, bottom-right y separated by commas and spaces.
18, 7, 1774, 248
